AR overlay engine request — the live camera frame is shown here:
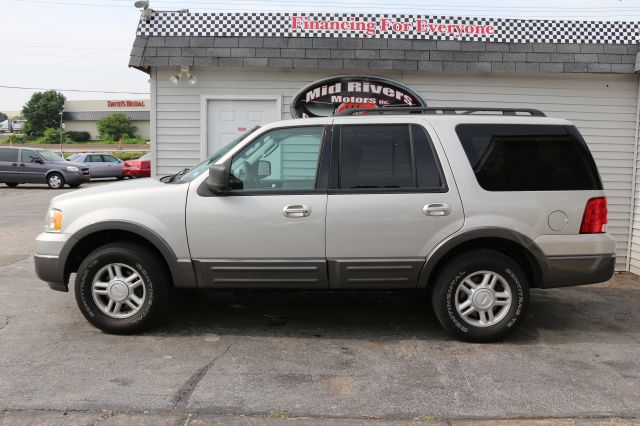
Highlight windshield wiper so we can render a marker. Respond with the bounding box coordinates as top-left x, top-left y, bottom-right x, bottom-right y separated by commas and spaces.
161, 168, 190, 183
